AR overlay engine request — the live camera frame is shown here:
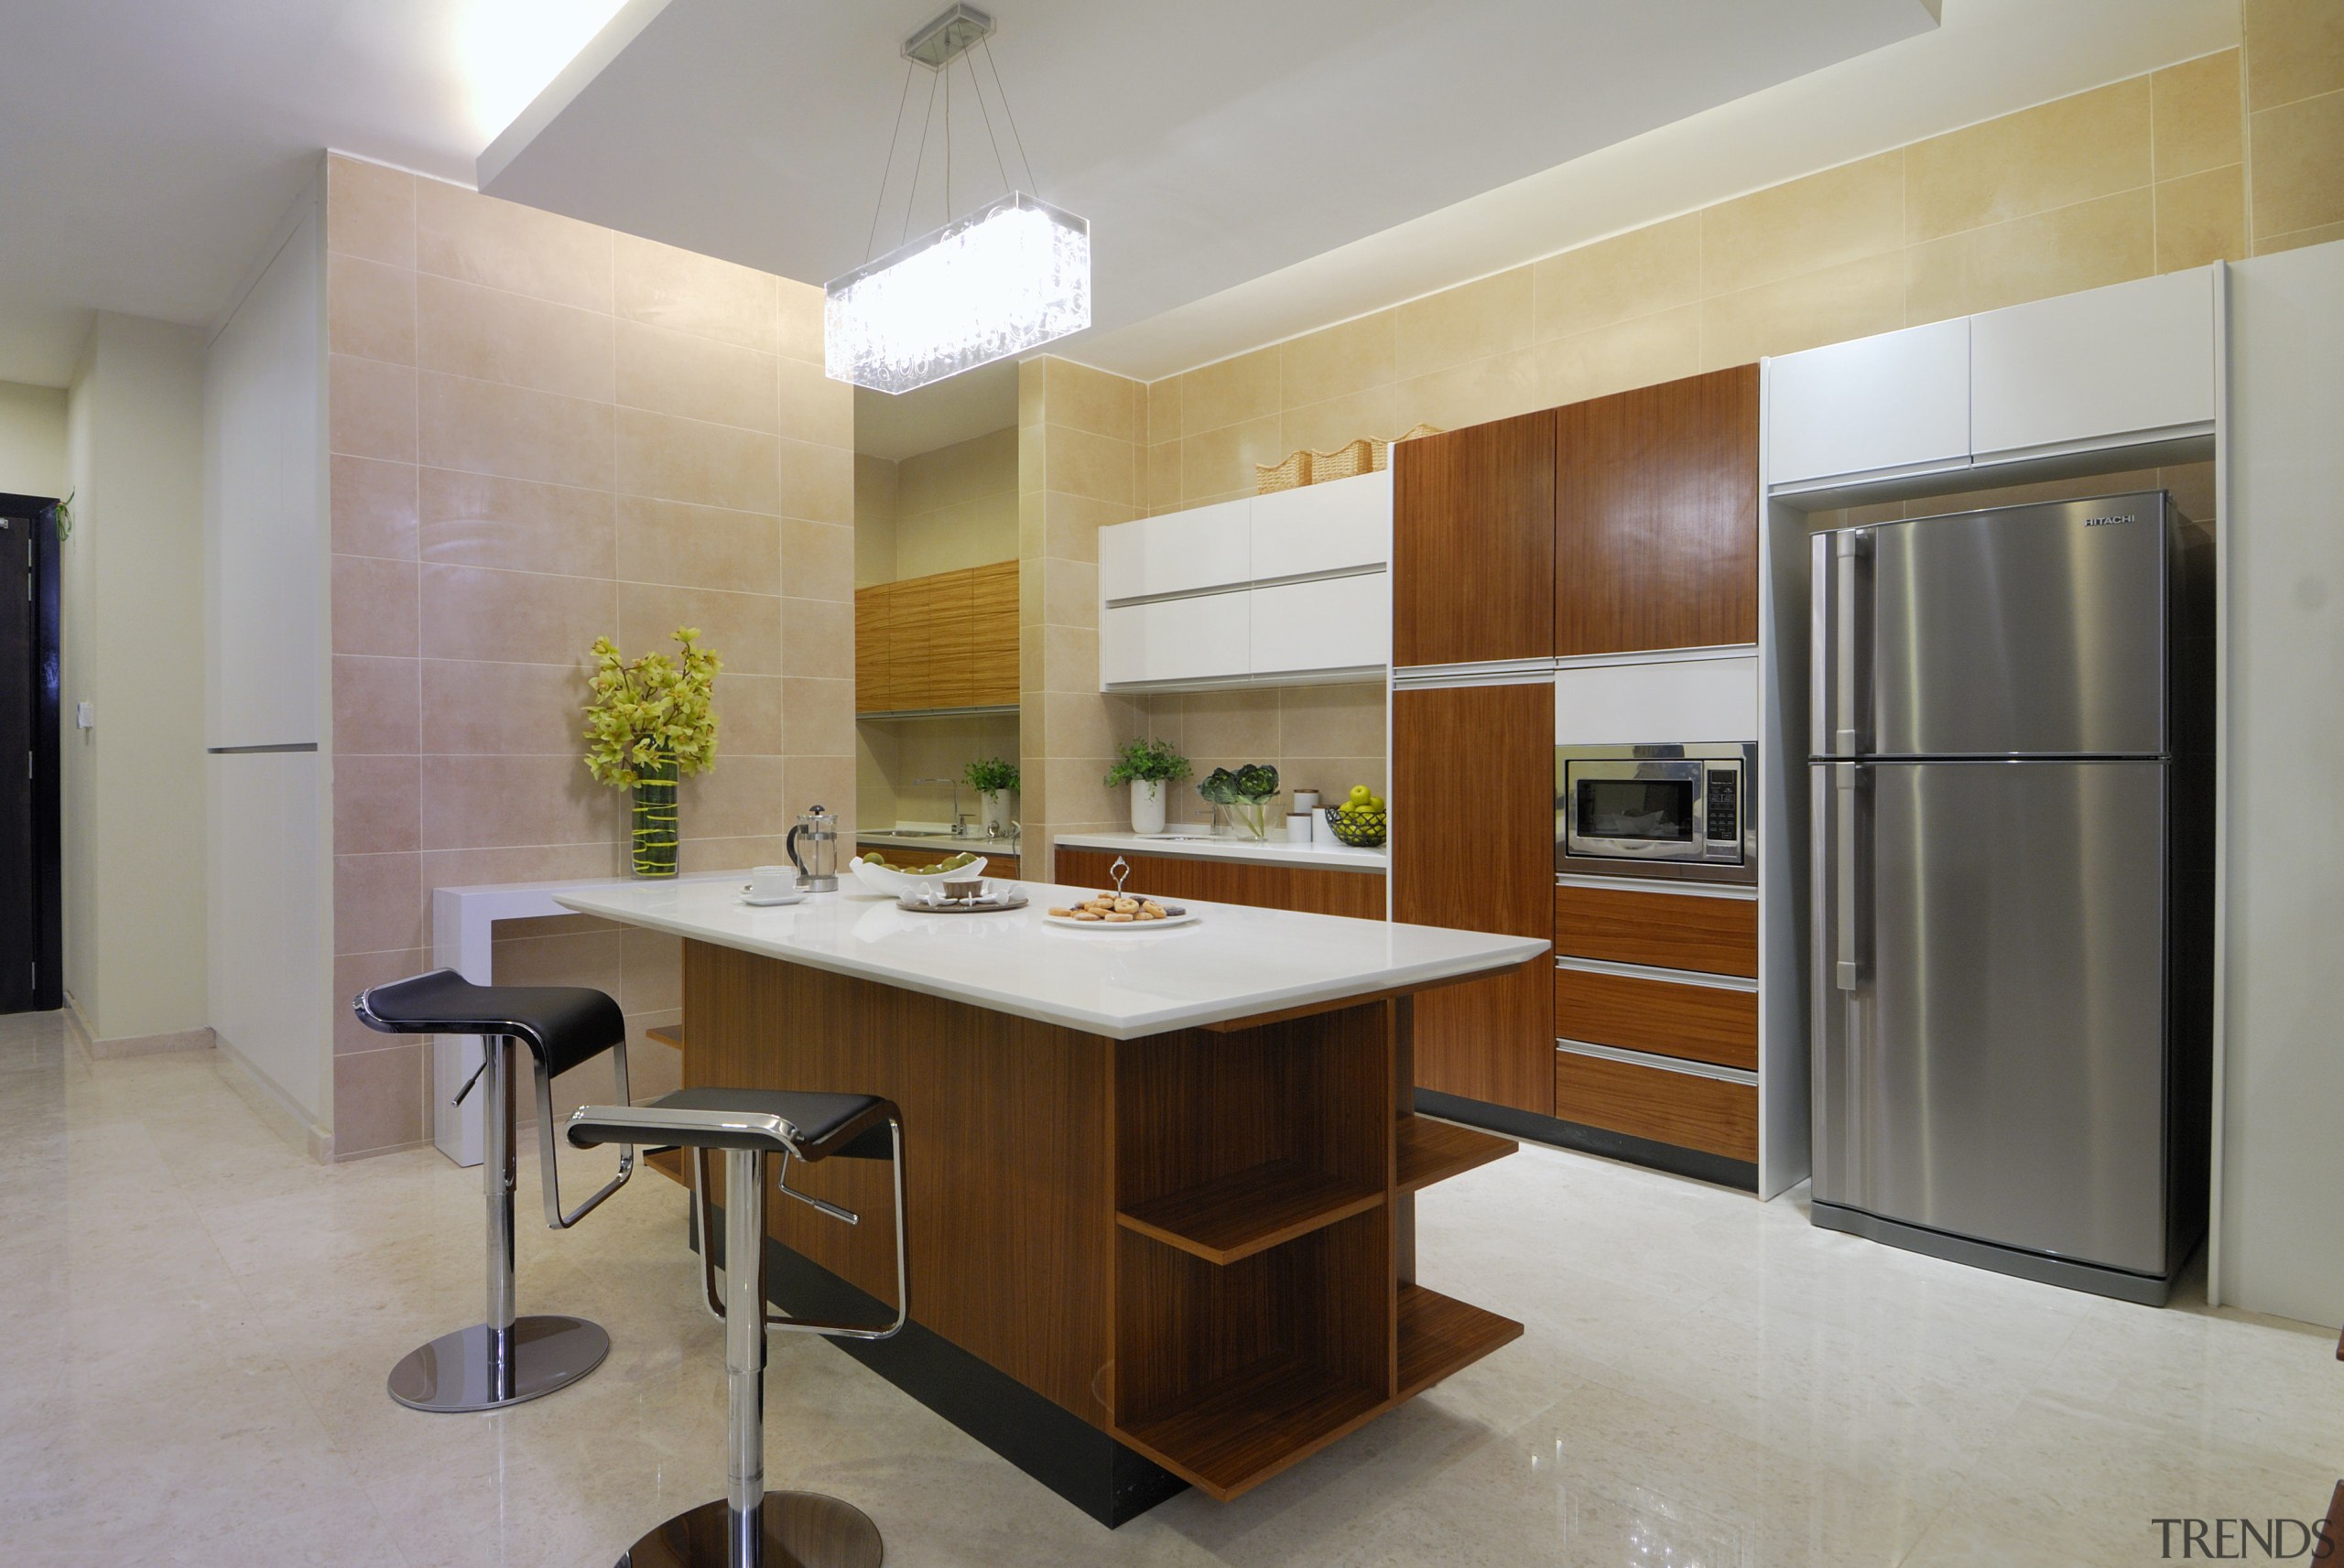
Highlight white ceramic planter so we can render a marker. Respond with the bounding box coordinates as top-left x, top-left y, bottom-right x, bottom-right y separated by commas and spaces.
978, 789, 1015, 836
1129, 779, 1167, 836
